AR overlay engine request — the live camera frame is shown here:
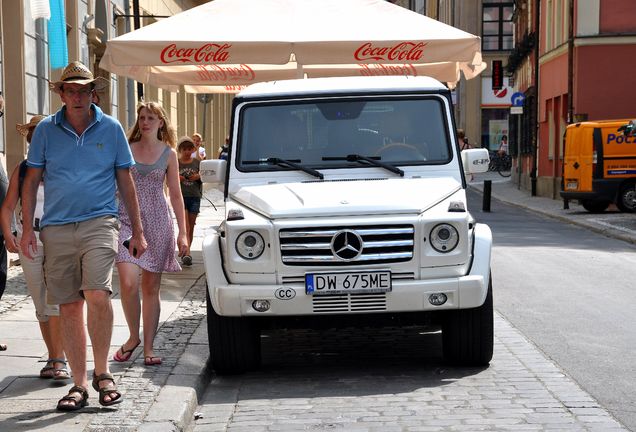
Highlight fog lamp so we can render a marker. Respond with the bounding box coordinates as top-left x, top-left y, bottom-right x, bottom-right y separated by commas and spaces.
428, 293, 447, 306
252, 299, 270, 312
